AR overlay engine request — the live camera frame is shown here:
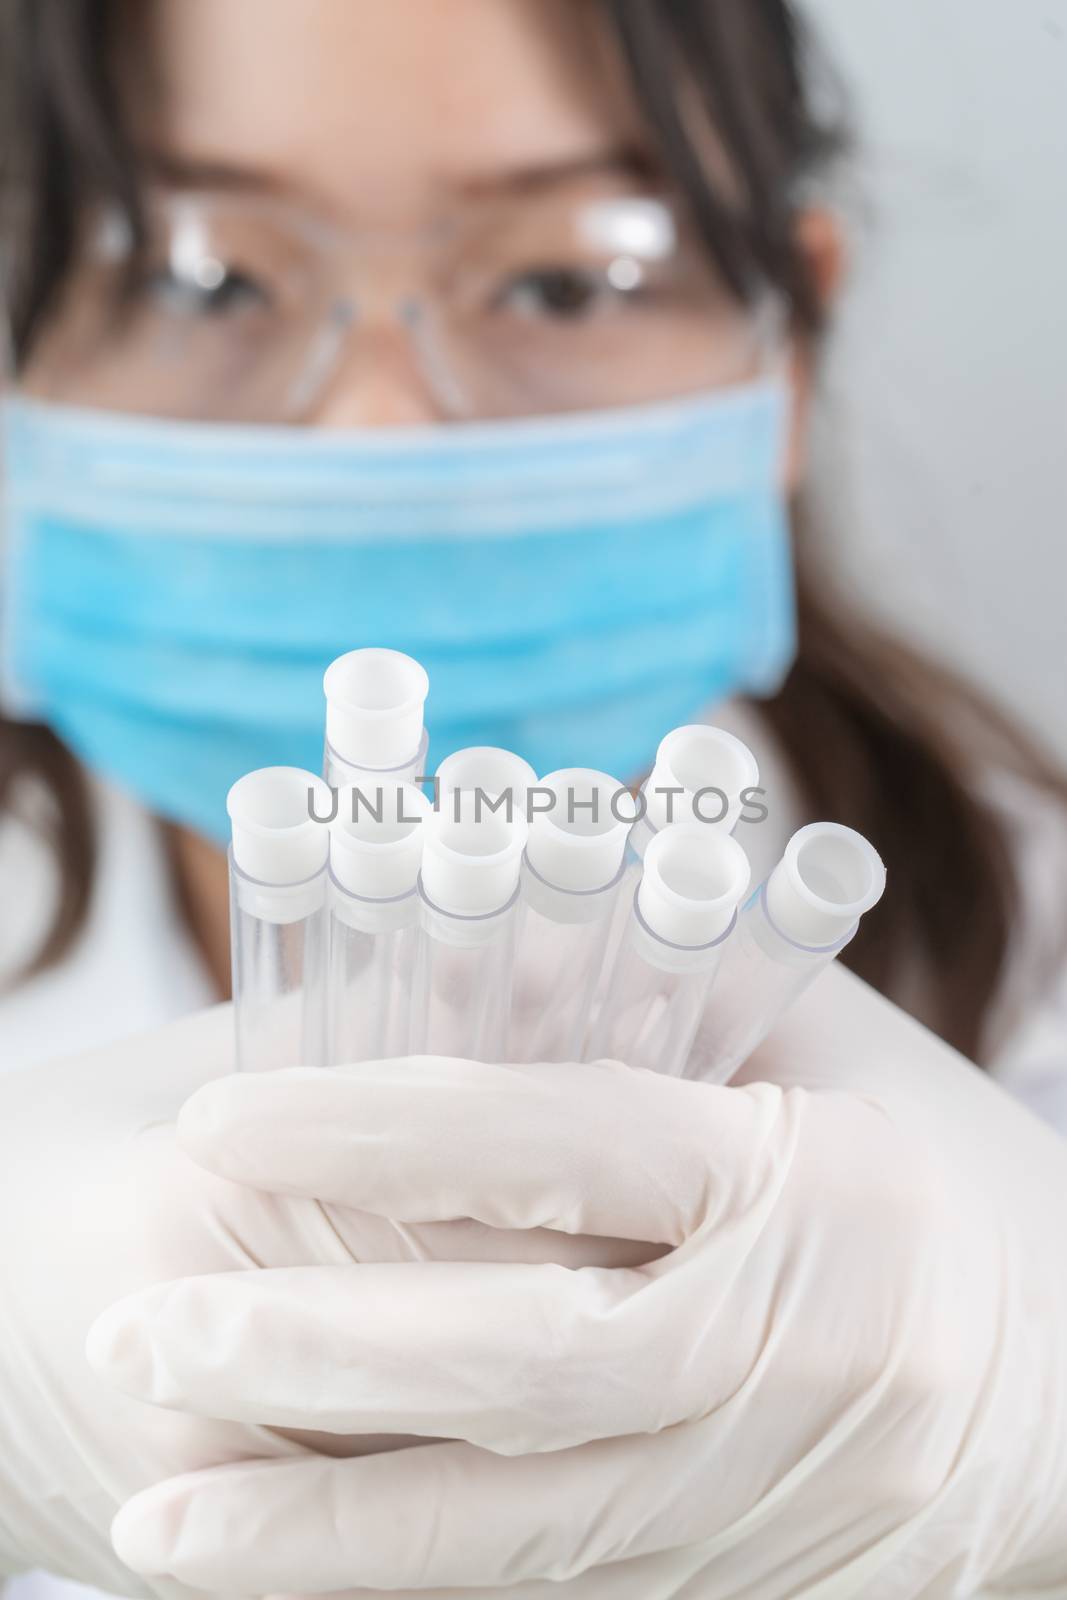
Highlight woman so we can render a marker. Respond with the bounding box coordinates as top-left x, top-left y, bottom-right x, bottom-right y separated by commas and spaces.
1, 2, 1065, 1596
2, 0, 1066, 1078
